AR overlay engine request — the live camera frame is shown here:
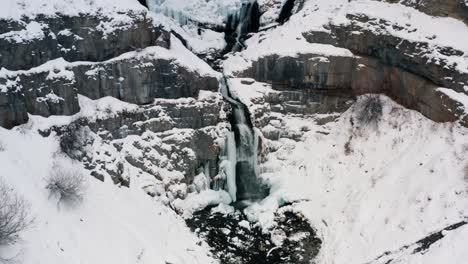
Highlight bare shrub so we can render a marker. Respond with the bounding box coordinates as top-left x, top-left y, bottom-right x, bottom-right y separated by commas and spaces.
464, 163, 468, 183
0, 181, 32, 246
356, 94, 383, 126
59, 124, 93, 159
46, 165, 87, 205
344, 135, 353, 156
0, 143, 4, 152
